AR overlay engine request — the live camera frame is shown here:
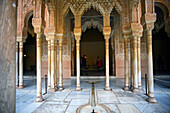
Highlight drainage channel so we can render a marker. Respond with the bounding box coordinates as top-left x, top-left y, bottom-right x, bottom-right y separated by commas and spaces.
77, 81, 110, 113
